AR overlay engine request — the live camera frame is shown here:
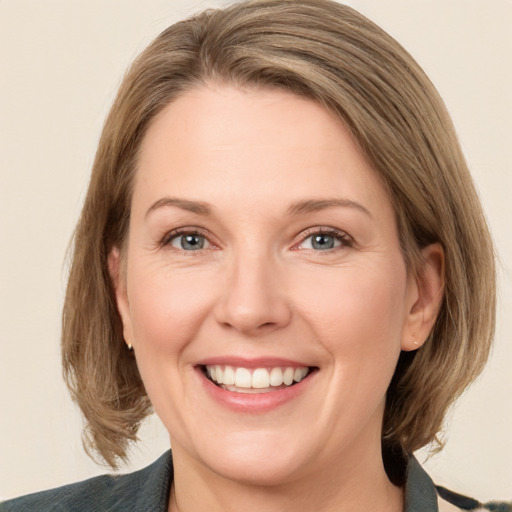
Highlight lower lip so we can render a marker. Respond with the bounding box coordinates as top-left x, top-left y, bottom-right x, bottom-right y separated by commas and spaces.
196, 367, 315, 413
